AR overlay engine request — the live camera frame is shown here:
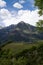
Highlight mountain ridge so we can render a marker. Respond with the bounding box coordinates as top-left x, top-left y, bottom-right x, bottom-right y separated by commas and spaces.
0, 21, 43, 46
